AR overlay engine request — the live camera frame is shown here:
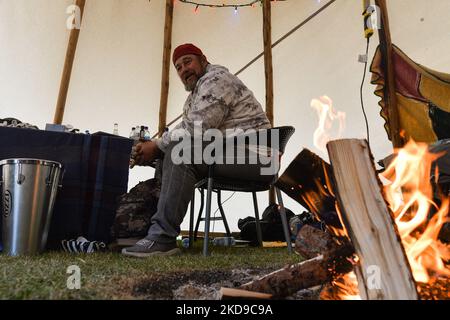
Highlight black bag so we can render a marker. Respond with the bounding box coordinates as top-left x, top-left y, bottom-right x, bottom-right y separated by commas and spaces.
238, 204, 295, 246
